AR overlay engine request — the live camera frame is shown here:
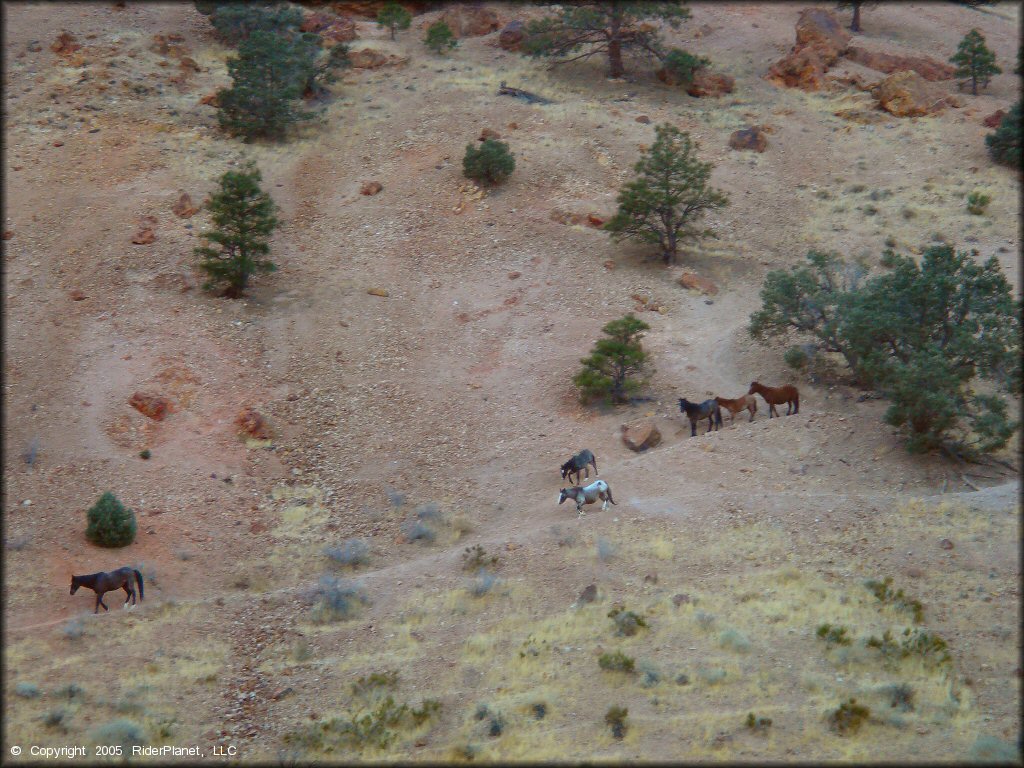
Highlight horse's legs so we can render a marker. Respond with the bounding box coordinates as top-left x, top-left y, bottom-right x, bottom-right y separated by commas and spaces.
591, 458, 598, 476
748, 405, 755, 422
786, 401, 792, 415
96, 593, 108, 613
690, 418, 697, 437
123, 584, 132, 606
